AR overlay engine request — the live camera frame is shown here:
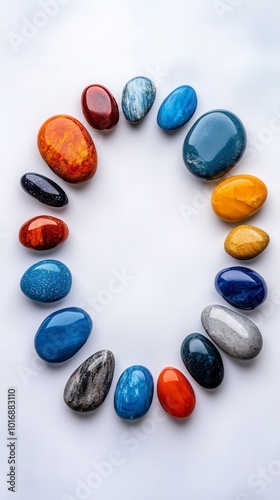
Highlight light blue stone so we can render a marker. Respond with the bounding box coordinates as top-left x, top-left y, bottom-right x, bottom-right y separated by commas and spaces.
215, 266, 267, 310
20, 259, 72, 303
182, 110, 247, 179
34, 307, 93, 363
157, 85, 197, 131
114, 365, 154, 420
122, 76, 156, 124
